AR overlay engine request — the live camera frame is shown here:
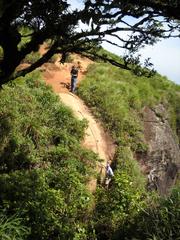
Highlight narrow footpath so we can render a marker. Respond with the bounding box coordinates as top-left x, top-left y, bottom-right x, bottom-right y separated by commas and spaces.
42, 54, 115, 191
